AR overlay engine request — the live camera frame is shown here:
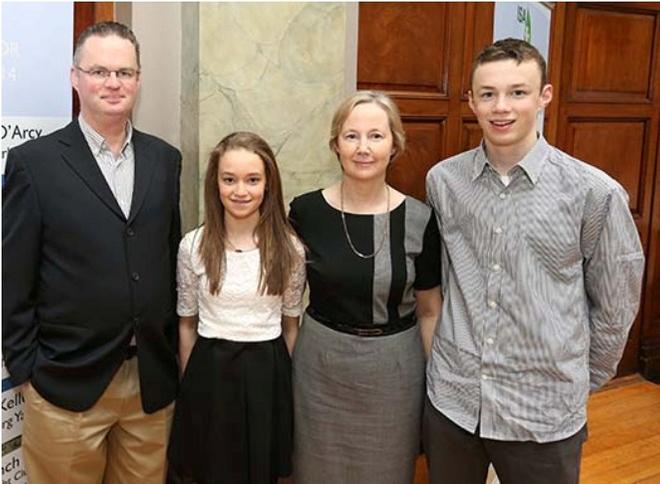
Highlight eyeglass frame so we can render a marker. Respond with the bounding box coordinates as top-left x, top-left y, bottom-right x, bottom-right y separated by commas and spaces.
74, 65, 140, 82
